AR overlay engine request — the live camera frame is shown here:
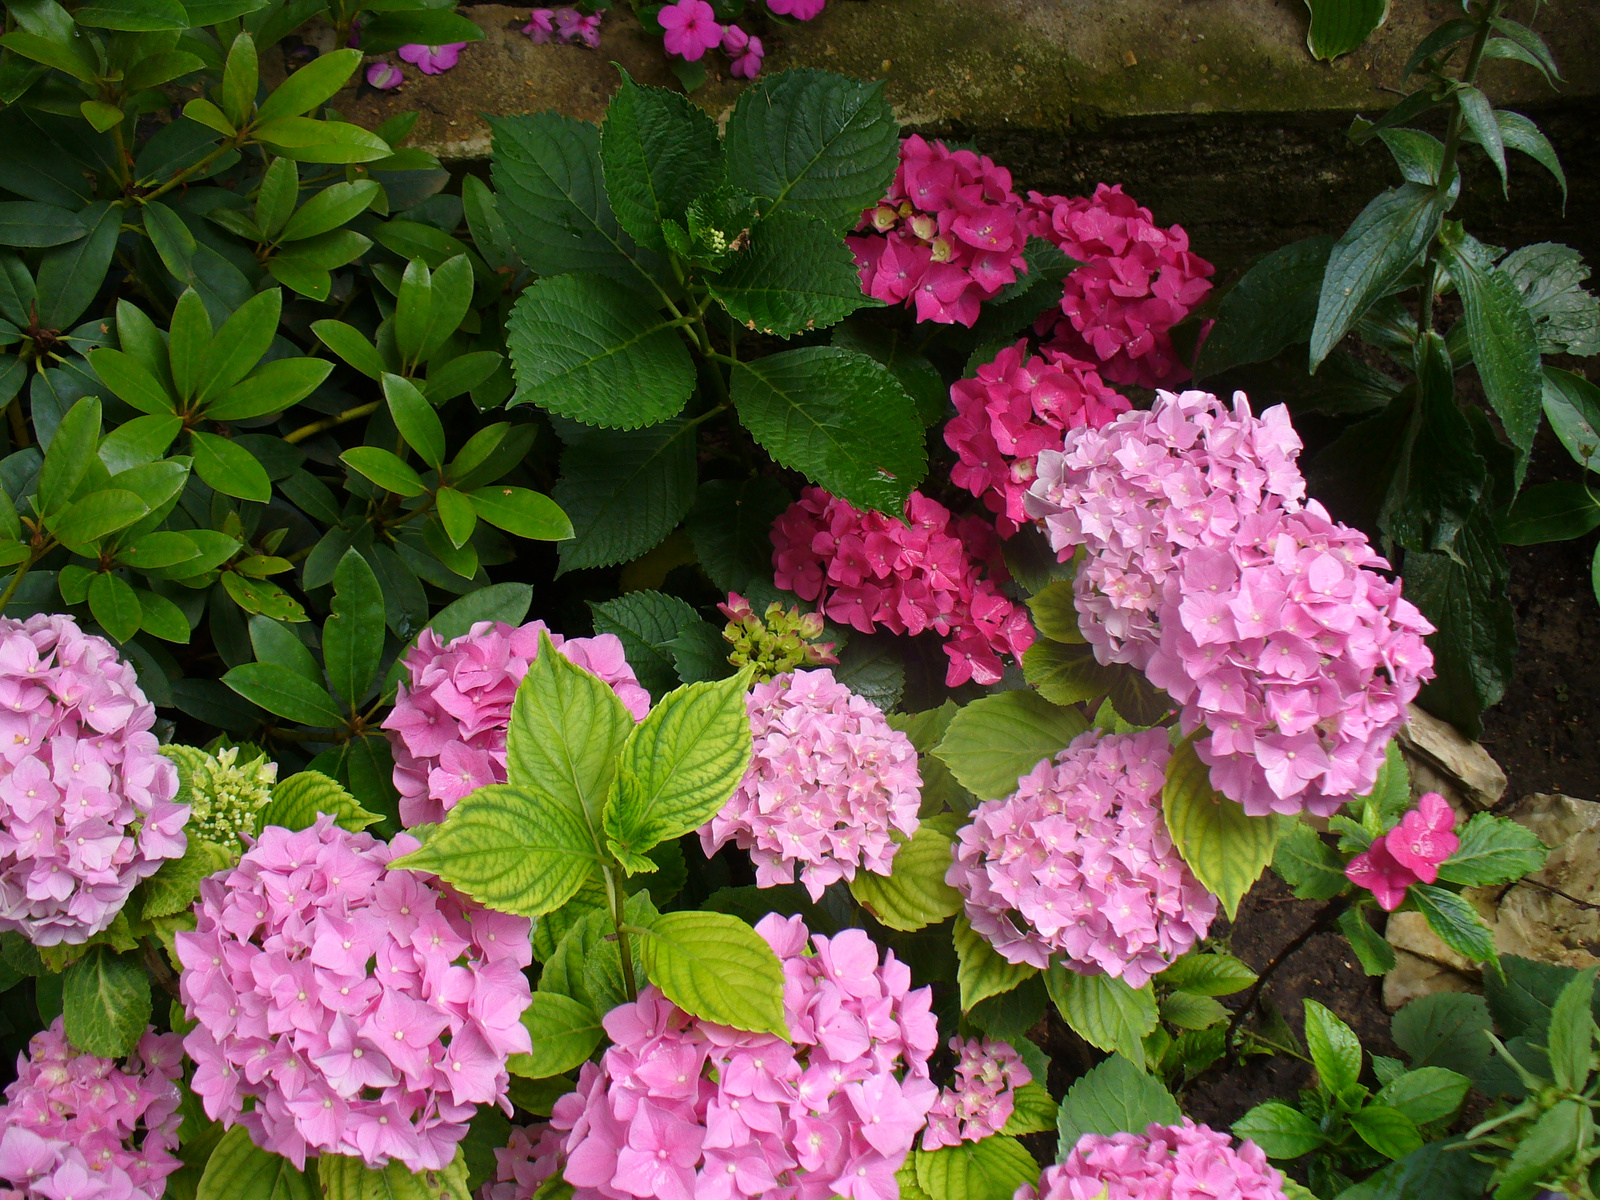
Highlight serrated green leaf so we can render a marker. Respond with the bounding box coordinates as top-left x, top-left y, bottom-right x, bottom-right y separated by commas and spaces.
1409, 883, 1497, 964
1374, 1066, 1470, 1127
914, 1136, 1036, 1200
62, 947, 150, 1056
1194, 236, 1334, 378
1232, 1101, 1327, 1160
847, 817, 961, 930
1304, 998, 1363, 1099
553, 420, 697, 574
1160, 990, 1228, 1030
316, 1146, 470, 1200
509, 992, 602, 1080
1505, 250, 1597, 359
589, 590, 704, 701
934, 691, 1087, 801
142, 837, 234, 919
1162, 737, 1282, 920
1021, 638, 1118, 707
1272, 822, 1350, 900
1157, 952, 1257, 997
1435, 812, 1548, 887
599, 68, 723, 252
1391, 992, 1491, 1075
638, 910, 788, 1036
261, 770, 380, 834
196, 1125, 317, 1200
708, 211, 872, 337
1349, 1105, 1422, 1160
1340, 906, 1397, 976
1045, 966, 1158, 1070
954, 913, 1037, 1011
1056, 1053, 1180, 1152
